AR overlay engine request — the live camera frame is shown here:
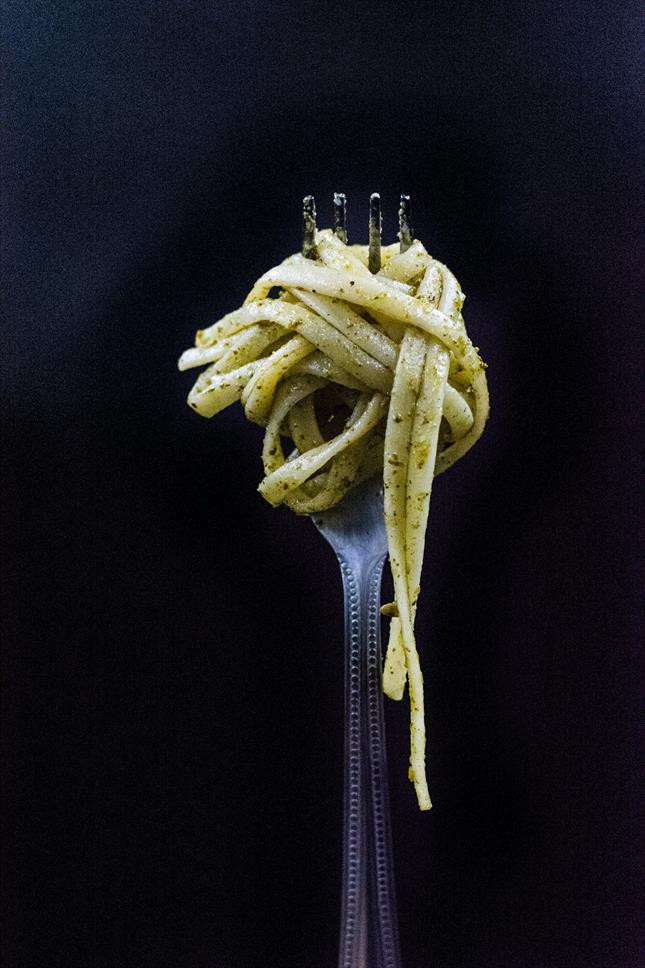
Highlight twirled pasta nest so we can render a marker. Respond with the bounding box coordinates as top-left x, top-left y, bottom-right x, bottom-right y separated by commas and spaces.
179, 228, 489, 809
